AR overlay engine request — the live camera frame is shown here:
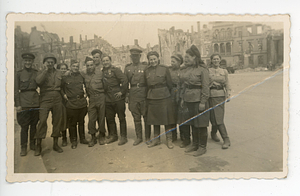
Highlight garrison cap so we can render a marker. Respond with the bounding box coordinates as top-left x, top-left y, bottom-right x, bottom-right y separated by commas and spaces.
85, 56, 94, 63
129, 47, 142, 55
71, 59, 79, 65
22, 52, 35, 60
43, 53, 57, 64
186, 45, 201, 58
91, 49, 102, 56
171, 54, 184, 65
